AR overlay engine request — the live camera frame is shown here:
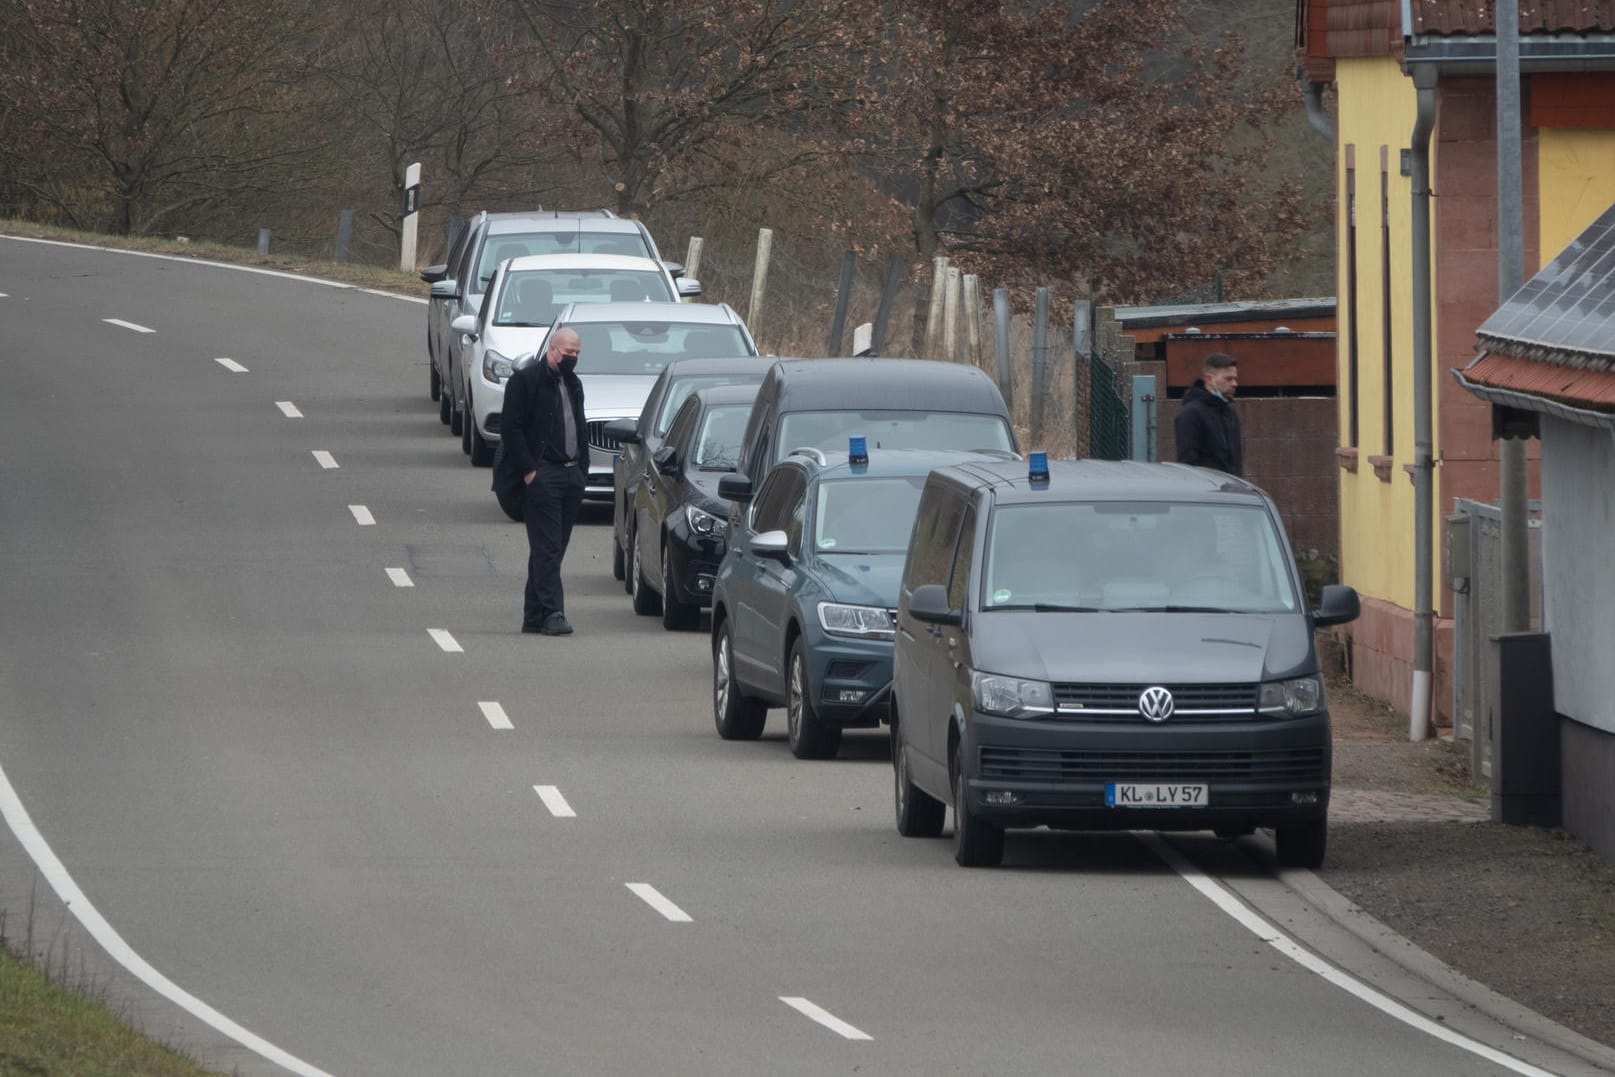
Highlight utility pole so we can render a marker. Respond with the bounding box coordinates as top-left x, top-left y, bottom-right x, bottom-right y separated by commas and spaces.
1496, 0, 1531, 633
